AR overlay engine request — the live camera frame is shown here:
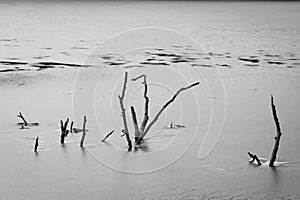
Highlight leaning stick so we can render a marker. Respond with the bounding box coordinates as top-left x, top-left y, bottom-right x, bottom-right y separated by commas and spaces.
101, 130, 115, 142
132, 74, 149, 137
80, 115, 87, 147
34, 137, 39, 153
138, 82, 200, 143
269, 95, 283, 167
17, 112, 28, 126
130, 106, 140, 141
118, 72, 132, 150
